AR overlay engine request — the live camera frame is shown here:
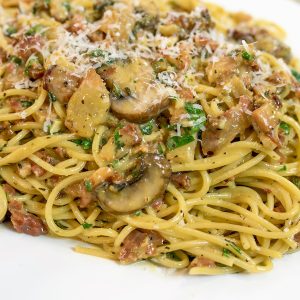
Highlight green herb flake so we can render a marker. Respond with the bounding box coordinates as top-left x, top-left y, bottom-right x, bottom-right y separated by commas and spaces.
114, 130, 124, 149
222, 248, 231, 258
112, 83, 123, 99
48, 91, 57, 102
134, 210, 142, 216
63, 1, 71, 12
166, 252, 181, 261
111, 159, 119, 169
4, 26, 17, 37
292, 69, 300, 82
157, 143, 164, 155
84, 180, 93, 192
25, 24, 43, 36
279, 122, 290, 135
225, 239, 242, 254
184, 102, 206, 132
167, 135, 194, 150
11, 56, 22, 66
291, 176, 300, 189
72, 138, 92, 150
140, 119, 155, 135
242, 50, 254, 61
54, 220, 68, 229
278, 165, 287, 172
82, 222, 93, 229
21, 100, 33, 108
89, 49, 106, 58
